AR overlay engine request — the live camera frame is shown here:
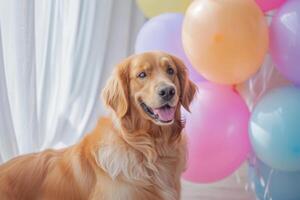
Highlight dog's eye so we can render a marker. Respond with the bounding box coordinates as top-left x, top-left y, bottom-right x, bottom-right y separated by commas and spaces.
137, 72, 147, 79
167, 67, 174, 75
